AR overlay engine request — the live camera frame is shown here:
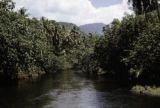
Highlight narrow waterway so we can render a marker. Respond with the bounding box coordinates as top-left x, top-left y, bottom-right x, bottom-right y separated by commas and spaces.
0, 70, 160, 108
